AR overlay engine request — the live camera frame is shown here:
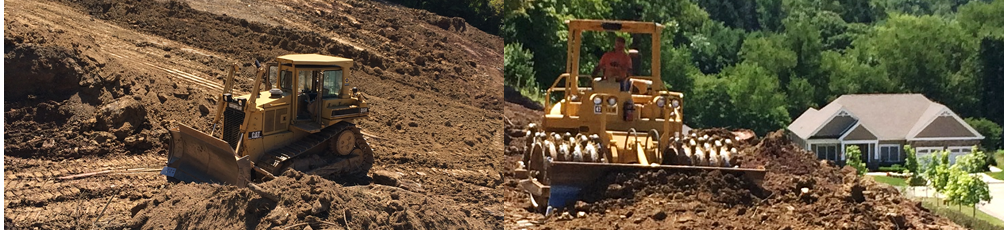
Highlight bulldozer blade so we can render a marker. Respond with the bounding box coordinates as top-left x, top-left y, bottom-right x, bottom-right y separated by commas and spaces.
162, 124, 251, 187
546, 162, 766, 209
